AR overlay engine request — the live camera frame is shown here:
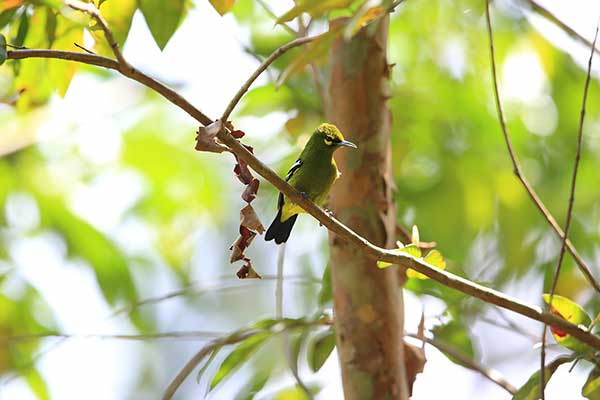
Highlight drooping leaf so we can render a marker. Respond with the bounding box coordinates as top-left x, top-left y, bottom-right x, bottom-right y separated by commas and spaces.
209, 0, 236, 16
318, 264, 332, 307
543, 294, 592, 353
44, 7, 57, 47
583, 366, 600, 400
24, 368, 50, 400
512, 356, 573, 400
0, 34, 6, 66
307, 329, 335, 372
233, 368, 271, 400
209, 331, 271, 391
14, 10, 29, 47
139, 0, 185, 50
196, 347, 222, 384
0, 7, 19, 29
